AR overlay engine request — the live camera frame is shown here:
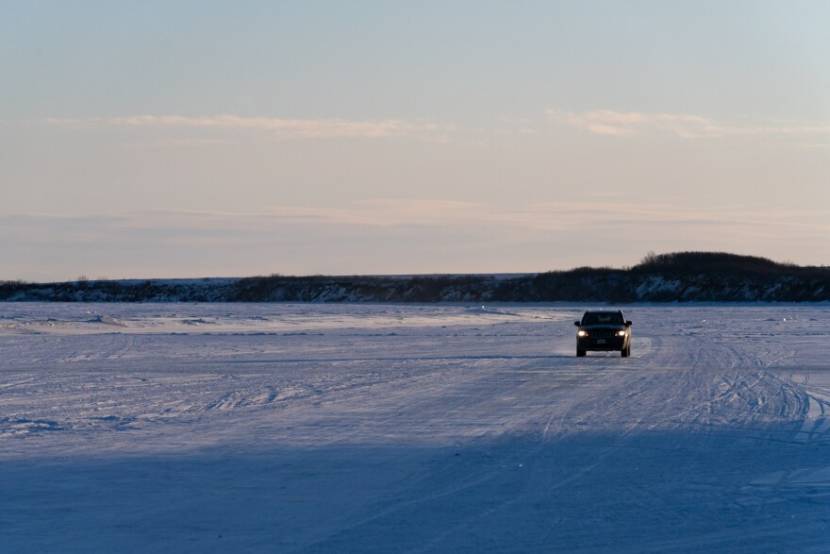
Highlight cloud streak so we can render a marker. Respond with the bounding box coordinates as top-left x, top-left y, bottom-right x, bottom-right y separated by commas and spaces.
45, 111, 830, 143
14, 199, 822, 238
46, 115, 449, 140
546, 108, 830, 139
246, 200, 830, 237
